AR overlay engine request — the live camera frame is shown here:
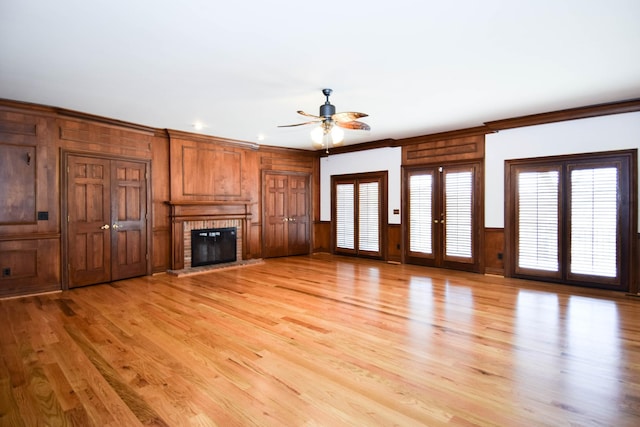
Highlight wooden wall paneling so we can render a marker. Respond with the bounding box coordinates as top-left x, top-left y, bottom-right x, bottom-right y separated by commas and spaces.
0, 108, 61, 296
0, 110, 58, 237
0, 143, 36, 224
242, 149, 260, 259
259, 147, 317, 174
182, 145, 242, 197
313, 221, 331, 253
484, 228, 505, 276
387, 224, 402, 263
57, 118, 153, 159
402, 135, 485, 166
151, 130, 170, 272
168, 130, 258, 201
0, 237, 60, 297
